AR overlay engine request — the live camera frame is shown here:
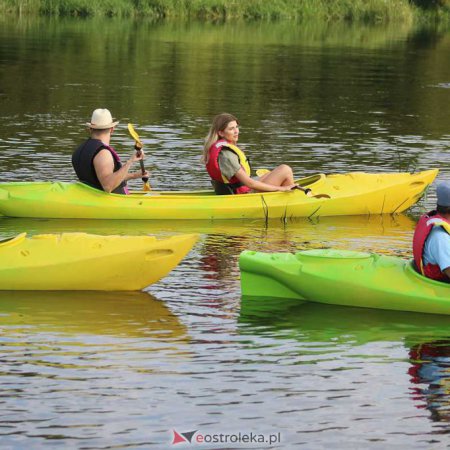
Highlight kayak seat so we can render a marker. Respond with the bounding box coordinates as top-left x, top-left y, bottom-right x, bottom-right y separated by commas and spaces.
211, 180, 234, 195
